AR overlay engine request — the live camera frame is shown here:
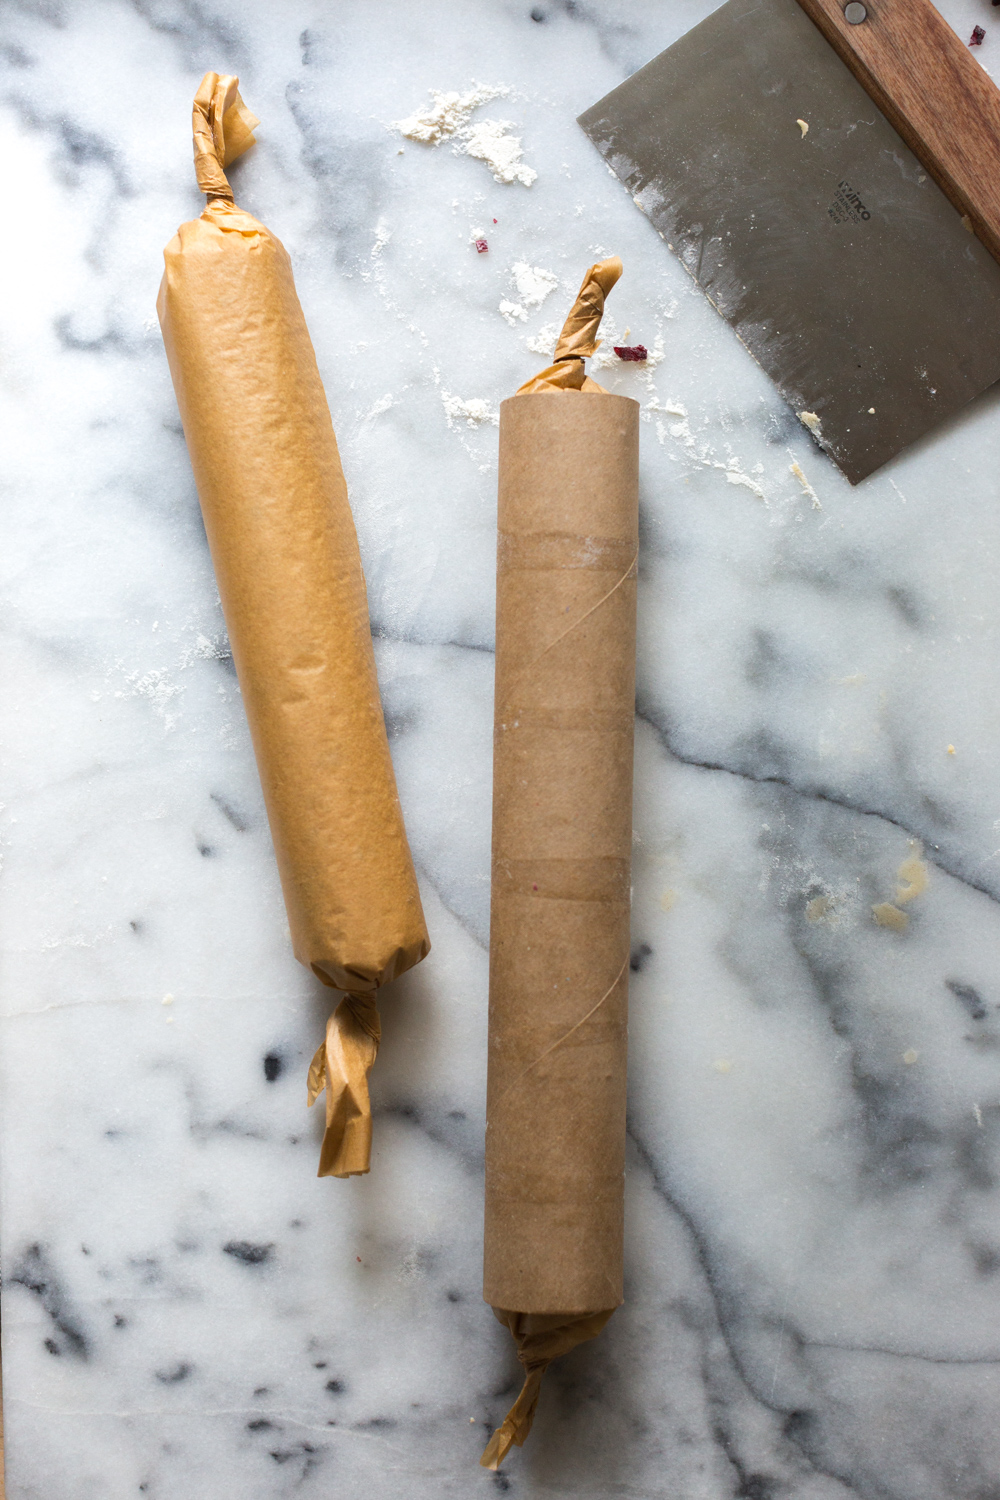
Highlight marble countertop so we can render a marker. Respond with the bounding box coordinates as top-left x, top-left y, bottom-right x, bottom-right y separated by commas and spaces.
2, 2, 1000, 1496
